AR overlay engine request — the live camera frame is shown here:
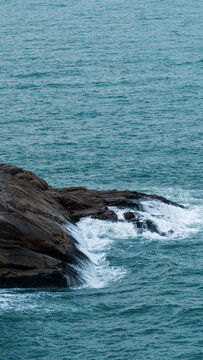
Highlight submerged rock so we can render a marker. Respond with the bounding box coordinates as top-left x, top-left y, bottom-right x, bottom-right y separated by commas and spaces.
0, 164, 183, 288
